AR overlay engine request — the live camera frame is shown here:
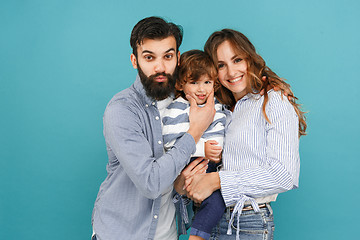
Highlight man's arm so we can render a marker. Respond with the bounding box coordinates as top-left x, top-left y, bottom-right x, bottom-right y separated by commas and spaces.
104, 95, 214, 200
104, 101, 195, 199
